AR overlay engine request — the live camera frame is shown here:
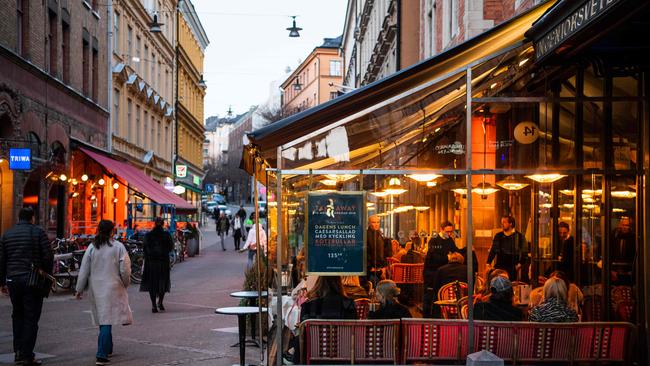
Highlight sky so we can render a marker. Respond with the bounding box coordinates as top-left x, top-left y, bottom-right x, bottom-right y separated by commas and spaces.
191, 0, 348, 119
